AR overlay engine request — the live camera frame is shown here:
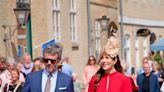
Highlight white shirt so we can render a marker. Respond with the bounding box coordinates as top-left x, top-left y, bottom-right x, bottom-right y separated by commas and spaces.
42, 69, 58, 92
